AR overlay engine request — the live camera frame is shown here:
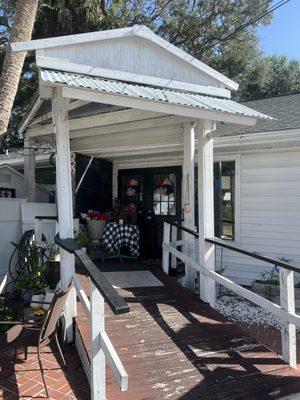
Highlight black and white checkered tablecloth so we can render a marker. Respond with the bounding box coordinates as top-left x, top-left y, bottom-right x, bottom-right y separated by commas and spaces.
102, 222, 140, 257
